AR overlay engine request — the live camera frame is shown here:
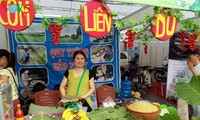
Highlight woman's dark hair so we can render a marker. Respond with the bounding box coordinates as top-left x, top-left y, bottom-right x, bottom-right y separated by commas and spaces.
0, 49, 16, 74
73, 50, 86, 60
